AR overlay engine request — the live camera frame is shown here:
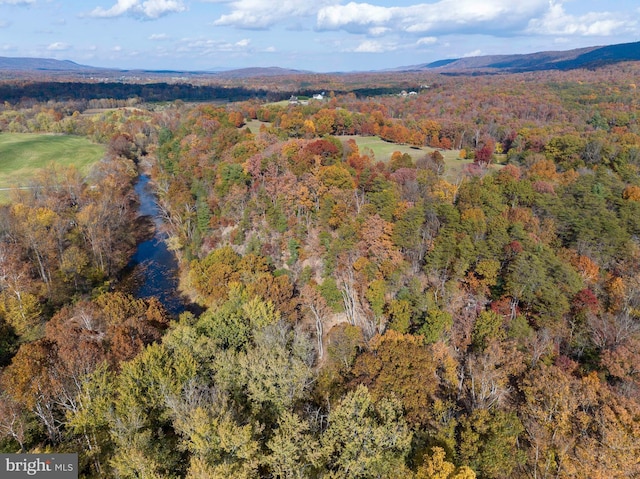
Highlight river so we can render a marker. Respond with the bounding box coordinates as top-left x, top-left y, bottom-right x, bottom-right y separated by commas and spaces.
125, 174, 189, 317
